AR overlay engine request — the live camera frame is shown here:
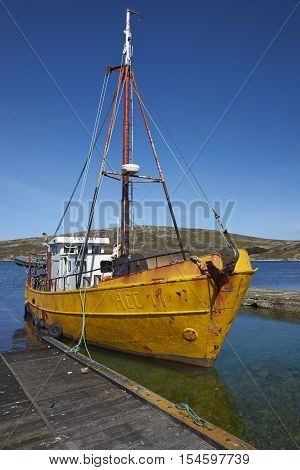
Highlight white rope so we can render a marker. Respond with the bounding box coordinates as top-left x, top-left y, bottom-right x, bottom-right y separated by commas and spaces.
69, 61, 125, 358
69, 289, 91, 358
